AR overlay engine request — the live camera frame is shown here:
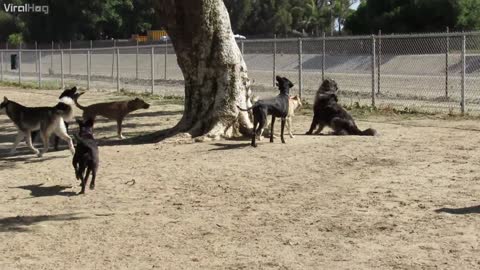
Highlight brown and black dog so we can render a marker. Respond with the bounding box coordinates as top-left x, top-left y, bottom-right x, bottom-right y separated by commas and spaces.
306, 78, 377, 136
74, 93, 150, 139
